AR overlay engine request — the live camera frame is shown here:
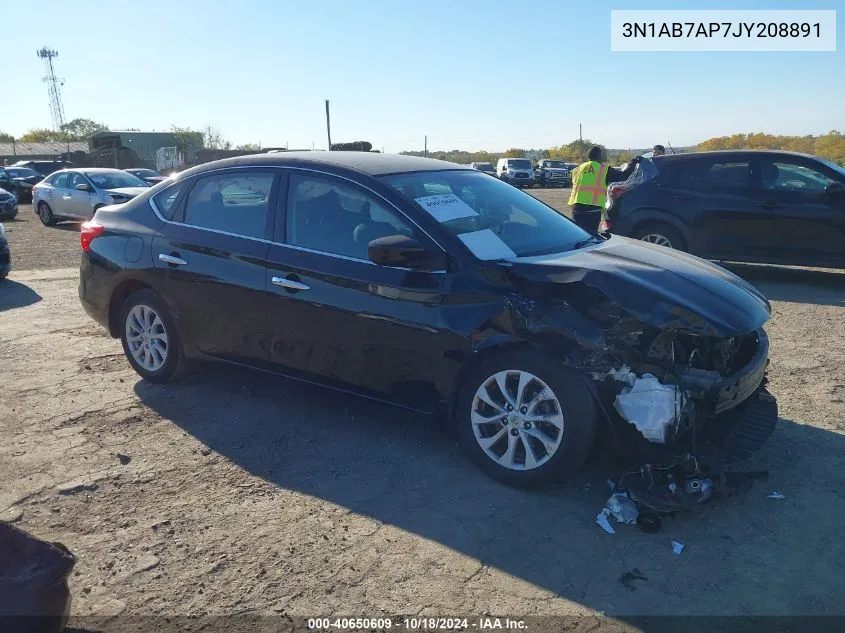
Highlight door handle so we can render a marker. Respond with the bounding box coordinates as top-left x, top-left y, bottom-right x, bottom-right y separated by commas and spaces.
271, 276, 310, 291
159, 253, 188, 266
